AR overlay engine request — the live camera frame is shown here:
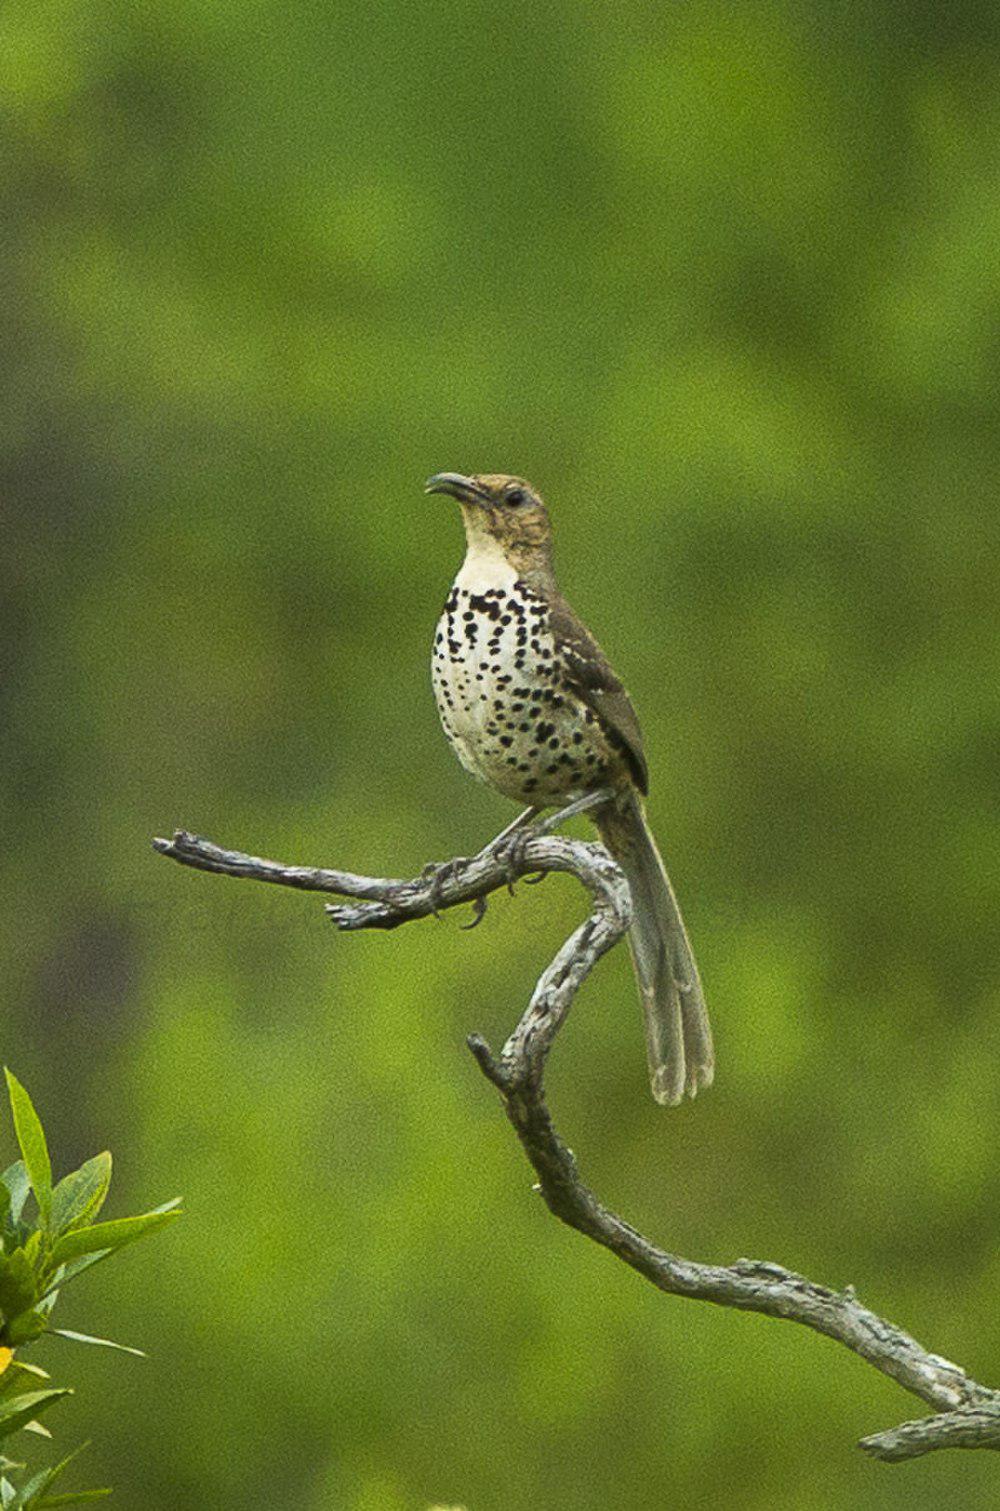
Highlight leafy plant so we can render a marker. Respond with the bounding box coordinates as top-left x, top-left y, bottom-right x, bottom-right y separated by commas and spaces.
0, 1070, 181, 1506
